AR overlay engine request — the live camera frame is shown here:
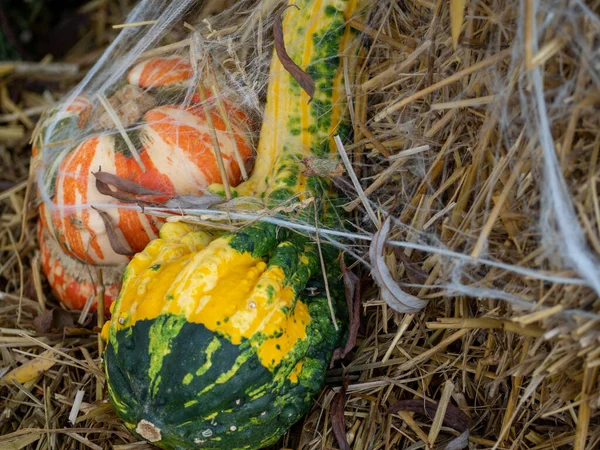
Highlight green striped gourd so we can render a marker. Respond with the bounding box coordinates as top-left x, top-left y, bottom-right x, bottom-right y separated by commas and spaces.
103, 1, 365, 448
